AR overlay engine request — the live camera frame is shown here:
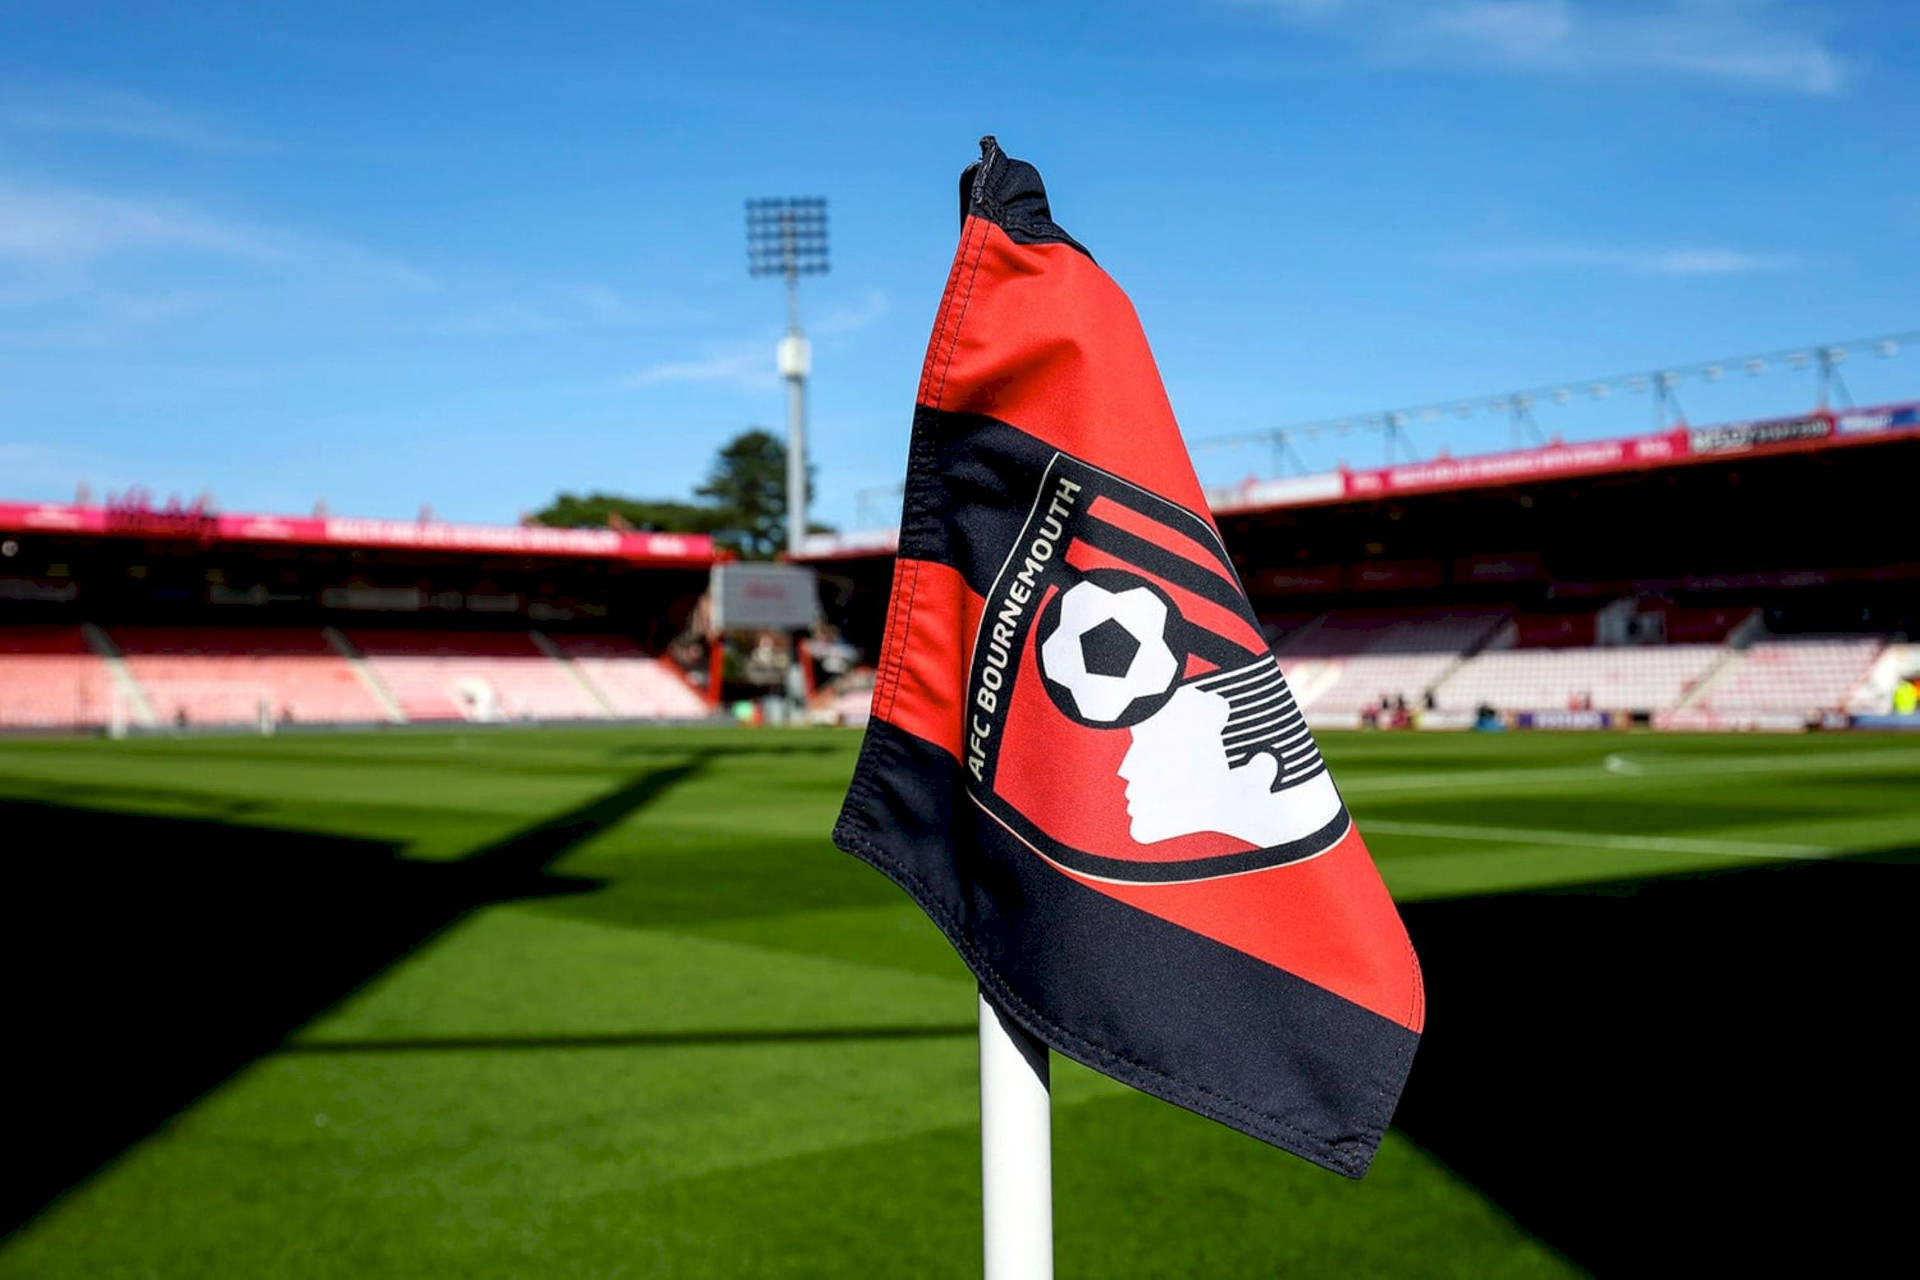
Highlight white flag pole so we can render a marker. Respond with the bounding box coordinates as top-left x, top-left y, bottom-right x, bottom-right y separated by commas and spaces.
979, 987, 1053, 1280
